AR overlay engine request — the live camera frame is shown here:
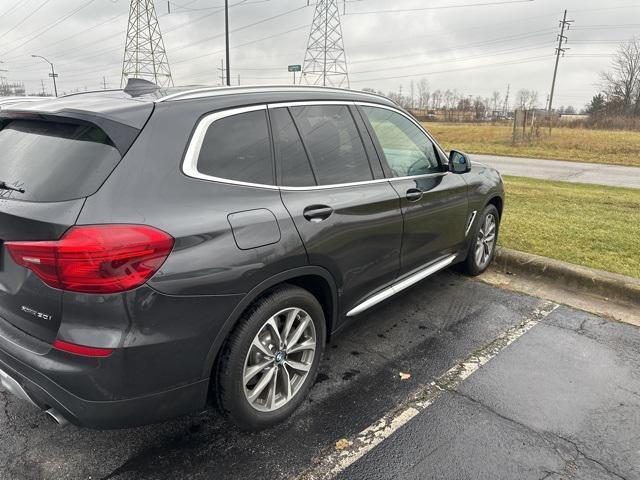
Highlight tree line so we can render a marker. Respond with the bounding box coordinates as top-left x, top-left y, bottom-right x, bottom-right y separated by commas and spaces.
362, 82, 573, 121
